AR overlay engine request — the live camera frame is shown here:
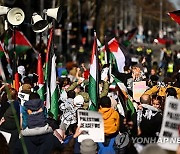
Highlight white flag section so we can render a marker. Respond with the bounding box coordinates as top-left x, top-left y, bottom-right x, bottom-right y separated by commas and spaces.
0, 131, 11, 143
158, 97, 180, 151
77, 110, 104, 142
18, 92, 29, 106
